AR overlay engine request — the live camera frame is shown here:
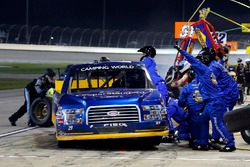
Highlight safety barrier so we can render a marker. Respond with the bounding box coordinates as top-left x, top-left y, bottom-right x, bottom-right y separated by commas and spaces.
0, 24, 249, 49
0, 43, 247, 55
